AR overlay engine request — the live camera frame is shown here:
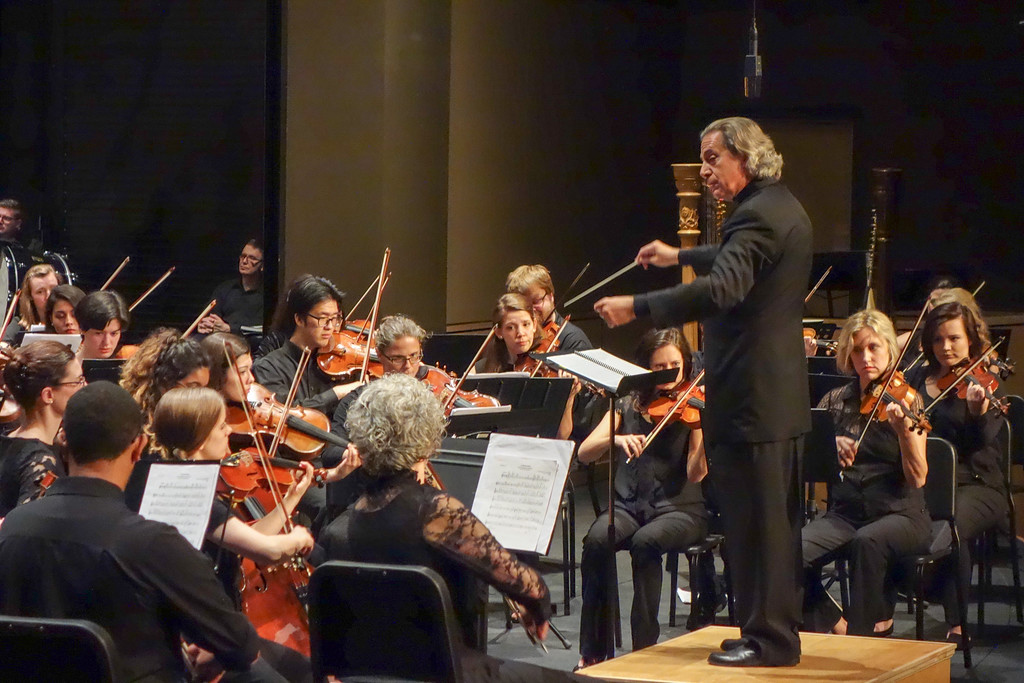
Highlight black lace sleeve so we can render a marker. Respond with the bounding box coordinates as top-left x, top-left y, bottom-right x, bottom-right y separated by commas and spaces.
422, 492, 552, 623
17, 442, 63, 507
